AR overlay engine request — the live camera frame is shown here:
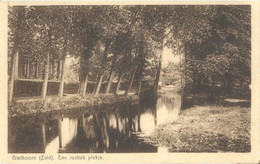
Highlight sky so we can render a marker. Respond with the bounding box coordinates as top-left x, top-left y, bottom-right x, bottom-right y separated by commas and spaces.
162, 46, 180, 68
